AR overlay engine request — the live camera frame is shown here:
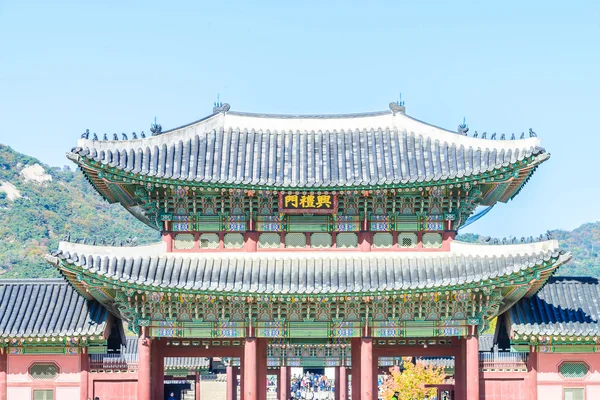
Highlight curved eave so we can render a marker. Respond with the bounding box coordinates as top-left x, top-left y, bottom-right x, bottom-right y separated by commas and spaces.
69, 149, 545, 195
493, 251, 572, 317
46, 246, 567, 302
